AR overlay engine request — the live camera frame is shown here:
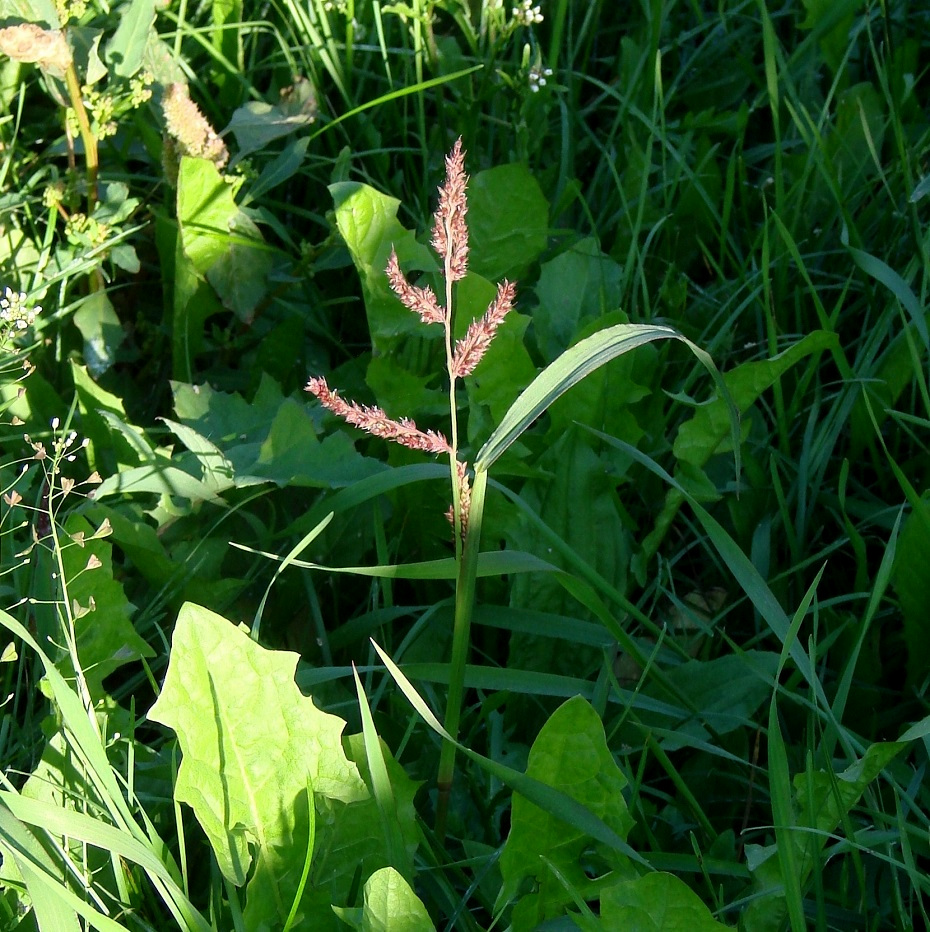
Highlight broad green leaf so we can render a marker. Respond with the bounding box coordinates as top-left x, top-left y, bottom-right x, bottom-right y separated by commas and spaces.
594, 872, 731, 930
467, 162, 548, 281
225, 76, 317, 162
246, 136, 311, 203
58, 514, 154, 700
170, 376, 381, 488
343, 733, 420, 880
358, 867, 433, 932
148, 604, 367, 906
170, 226, 224, 379
641, 652, 779, 751
498, 696, 635, 930
366, 355, 447, 421
255, 403, 381, 488
204, 212, 275, 322
172, 375, 267, 436
797, 741, 906, 839
304, 734, 420, 913
96, 182, 140, 227
798, 0, 862, 71
533, 237, 623, 359
105, 0, 155, 77
177, 157, 243, 272
640, 329, 837, 569
333, 867, 434, 932
330, 181, 436, 355
73, 291, 125, 377
92, 461, 222, 504
475, 323, 733, 474
84, 30, 107, 84
0, 0, 59, 27
160, 418, 235, 493
71, 361, 145, 473
176, 157, 271, 322
673, 330, 838, 465
84, 503, 178, 593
